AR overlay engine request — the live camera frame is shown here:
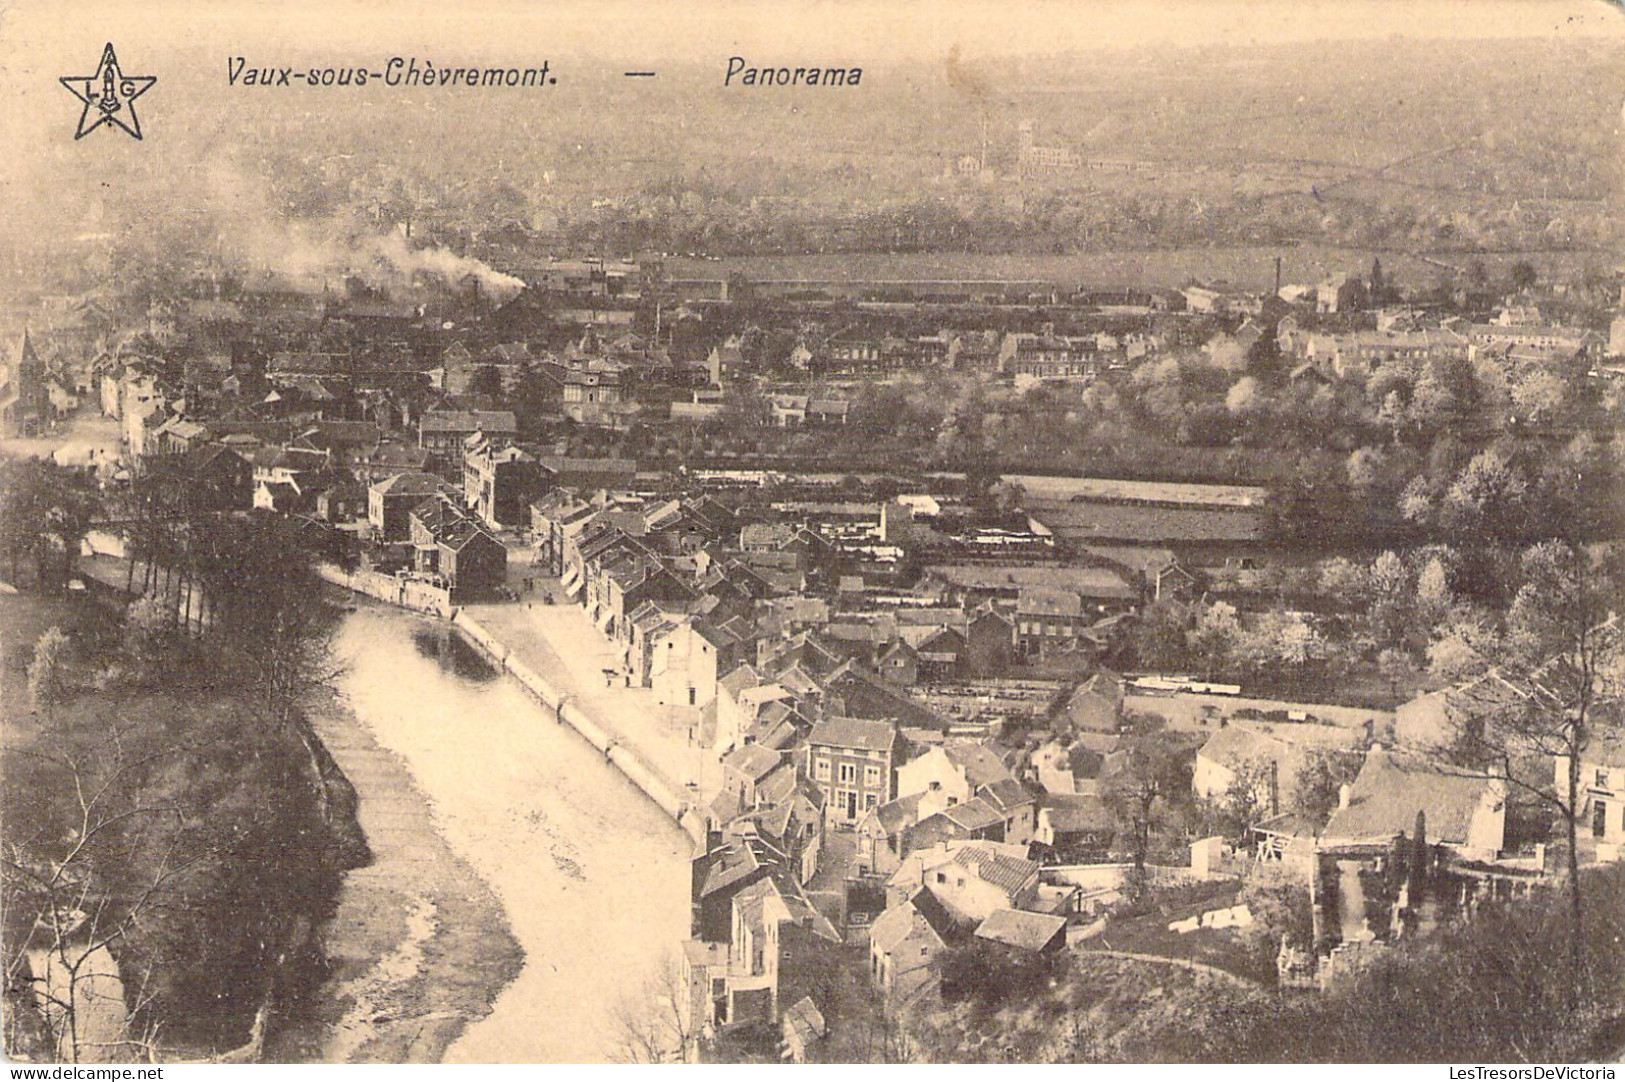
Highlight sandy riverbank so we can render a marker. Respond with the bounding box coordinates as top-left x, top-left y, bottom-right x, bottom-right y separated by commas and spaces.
267, 682, 525, 1063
